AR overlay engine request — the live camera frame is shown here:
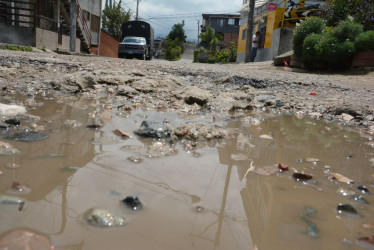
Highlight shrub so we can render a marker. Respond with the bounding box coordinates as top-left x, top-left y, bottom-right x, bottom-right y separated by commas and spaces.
193, 49, 199, 62
196, 47, 209, 63
228, 42, 237, 62
166, 46, 181, 61
4, 45, 32, 52
208, 57, 216, 64
302, 33, 322, 68
316, 33, 355, 67
333, 20, 363, 42
355, 30, 374, 51
293, 17, 326, 57
215, 50, 229, 63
